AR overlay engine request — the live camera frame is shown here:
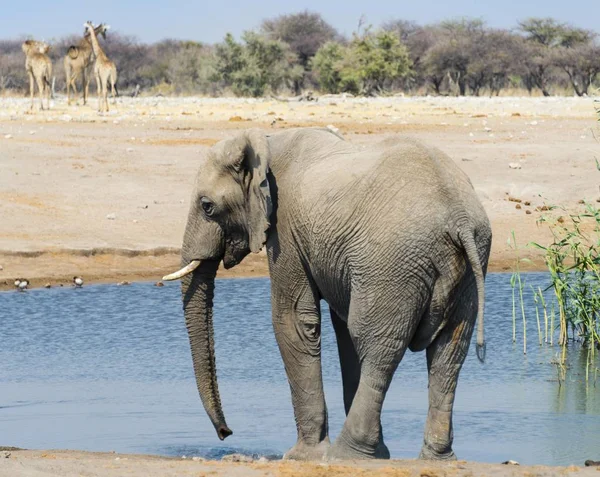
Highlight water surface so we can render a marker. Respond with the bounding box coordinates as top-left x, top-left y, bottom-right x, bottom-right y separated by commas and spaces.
1, 273, 598, 465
